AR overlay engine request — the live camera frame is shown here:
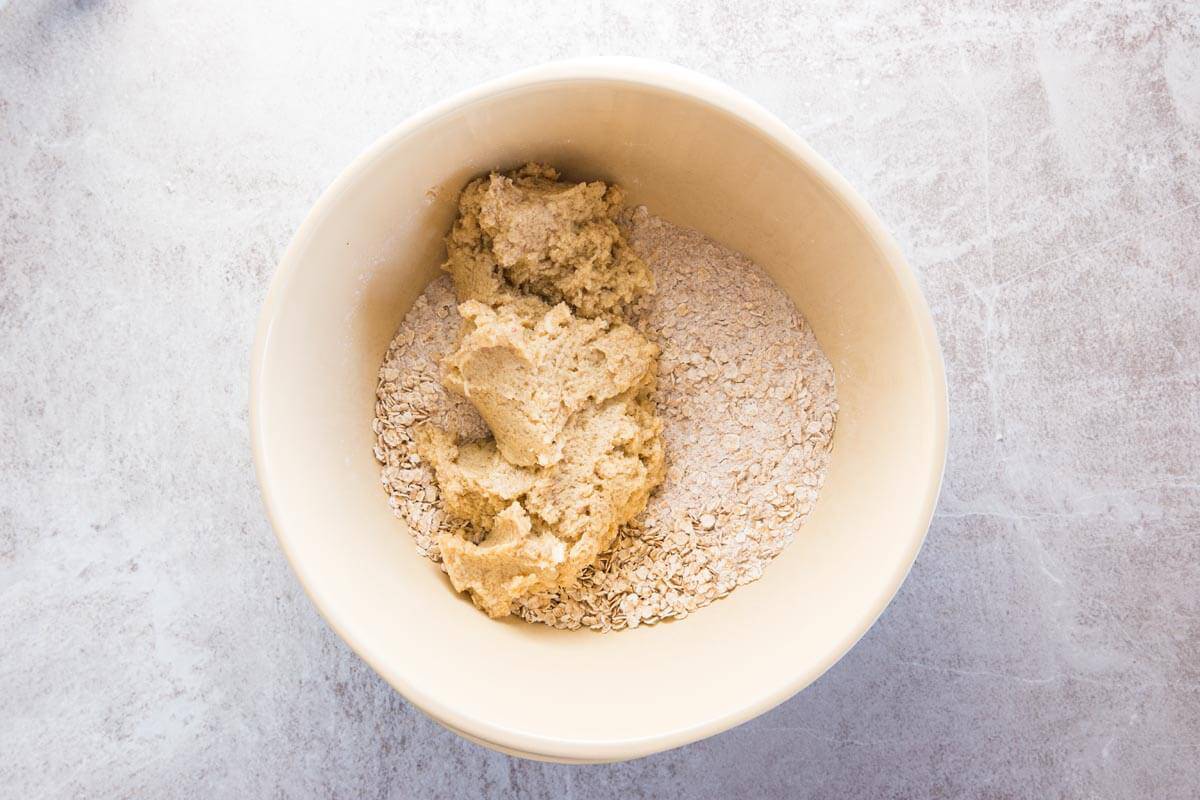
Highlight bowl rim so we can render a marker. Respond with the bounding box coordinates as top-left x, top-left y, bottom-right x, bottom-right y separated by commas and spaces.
250, 56, 949, 762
